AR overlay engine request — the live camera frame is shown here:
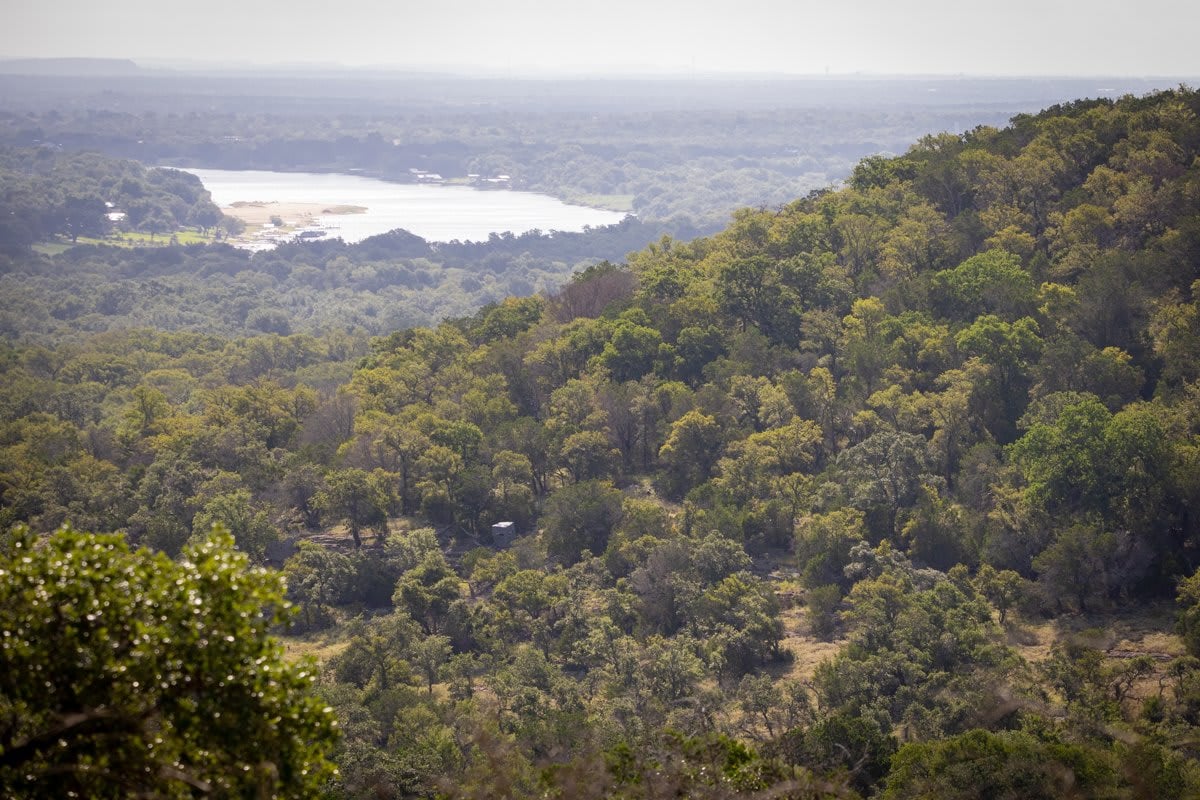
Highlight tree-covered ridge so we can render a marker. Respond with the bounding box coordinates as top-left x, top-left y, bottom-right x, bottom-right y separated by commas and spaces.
0, 217, 701, 341
5, 87, 1200, 797
0, 147, 232, 252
